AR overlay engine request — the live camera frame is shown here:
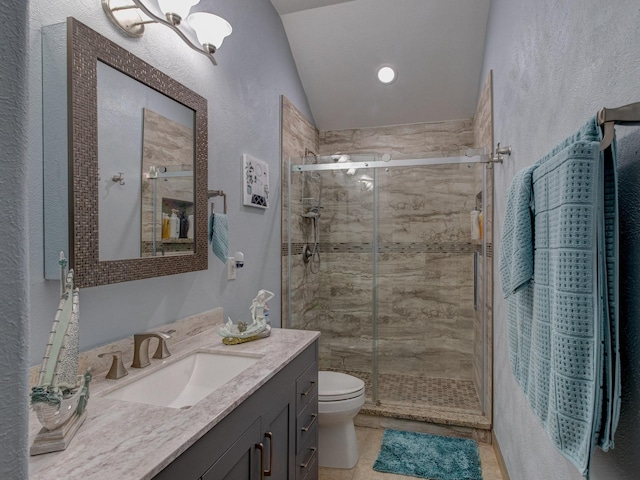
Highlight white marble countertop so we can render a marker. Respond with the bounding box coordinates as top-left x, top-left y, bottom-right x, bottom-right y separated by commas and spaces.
28, 326, 320, 479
